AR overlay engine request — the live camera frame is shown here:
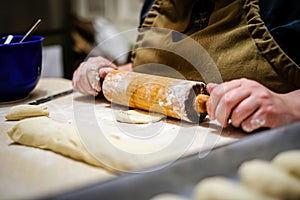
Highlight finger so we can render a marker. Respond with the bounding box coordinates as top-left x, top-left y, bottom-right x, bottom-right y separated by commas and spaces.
76, 73, 97, 96
241, 118, 266, 133
206, 83, 218, 94
240, 102, 279, 132
87, 70, 100, 92
77, 82, 98, 96
99, 67, 115, 78
93, 68, 115, 95
208, 80, 242, 121
73, 57, 117, 96
74, 63, 98, 96
241, 108, 267, 133
230, 95, 261, 128
206, 83, 218, 120
214, 88, 252, 127
83, 61, 101, 93
241, 101, 294, 132
72, 68, 90, 94
72, 69, 78, 90
106, 62, 118, 69
87, 56, 117, 69
85, 58, 116, 93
